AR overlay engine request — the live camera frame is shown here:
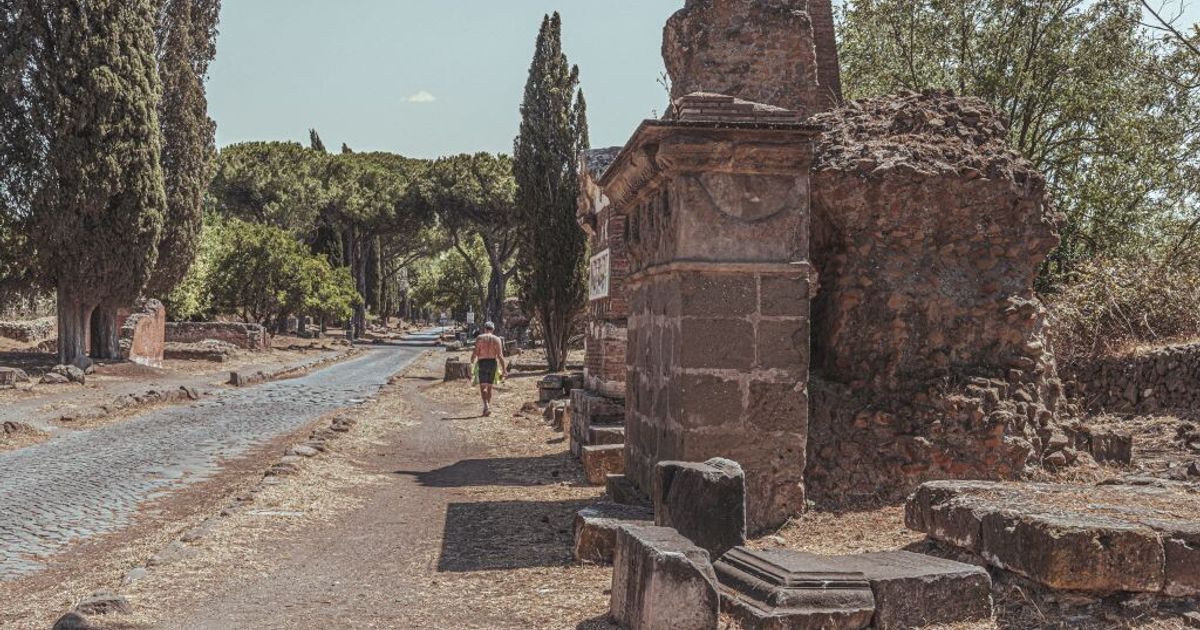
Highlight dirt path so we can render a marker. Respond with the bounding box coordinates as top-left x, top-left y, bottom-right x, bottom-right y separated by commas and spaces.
60, 351, 615, 630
